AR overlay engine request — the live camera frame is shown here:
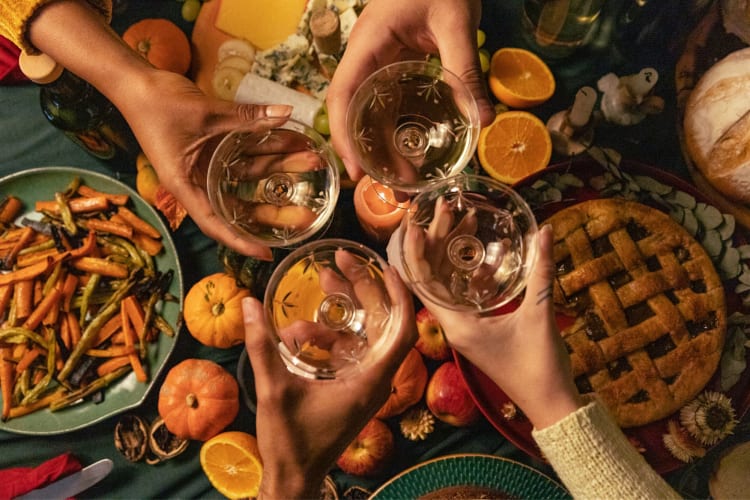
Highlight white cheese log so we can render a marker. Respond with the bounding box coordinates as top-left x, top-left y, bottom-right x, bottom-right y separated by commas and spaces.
234, 72, 322, 127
